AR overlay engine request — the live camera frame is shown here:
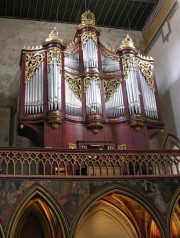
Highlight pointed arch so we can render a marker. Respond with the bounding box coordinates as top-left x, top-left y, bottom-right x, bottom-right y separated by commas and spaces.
0, 222, 5, 238
163, 134, 180, 149
6, 184, 68, 238
167, 187, 180, 238
75, 199, 139, 238
71, 184, 167, 238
